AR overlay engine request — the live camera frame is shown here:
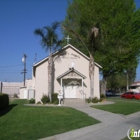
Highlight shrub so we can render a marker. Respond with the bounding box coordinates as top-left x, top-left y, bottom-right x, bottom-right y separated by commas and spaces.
100, 93, 106, 99
92, 97, 99, 103
85, 97, 92, 103
98, 98, 103, 102
29, 98, 35, 104
36, 101, 41, 104
41, 94, 50, 104
52, 93, 59, 103
0, 93, 9, 110
53, 100, 59, 104
14, 93, 18, 98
